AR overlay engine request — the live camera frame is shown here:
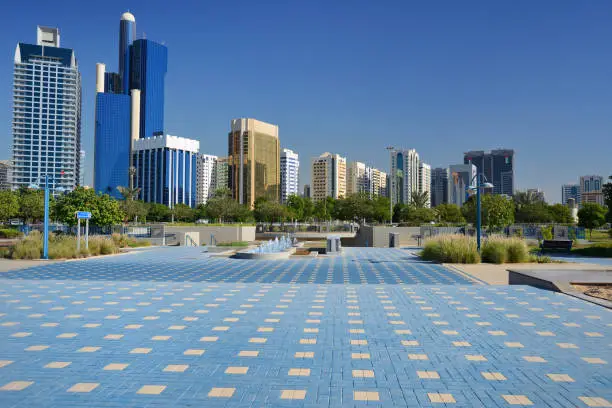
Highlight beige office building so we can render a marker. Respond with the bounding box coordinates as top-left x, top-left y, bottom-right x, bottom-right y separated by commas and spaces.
372, 168, 388, 198
228, 118, 280, 207
311, 152, 346, 201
